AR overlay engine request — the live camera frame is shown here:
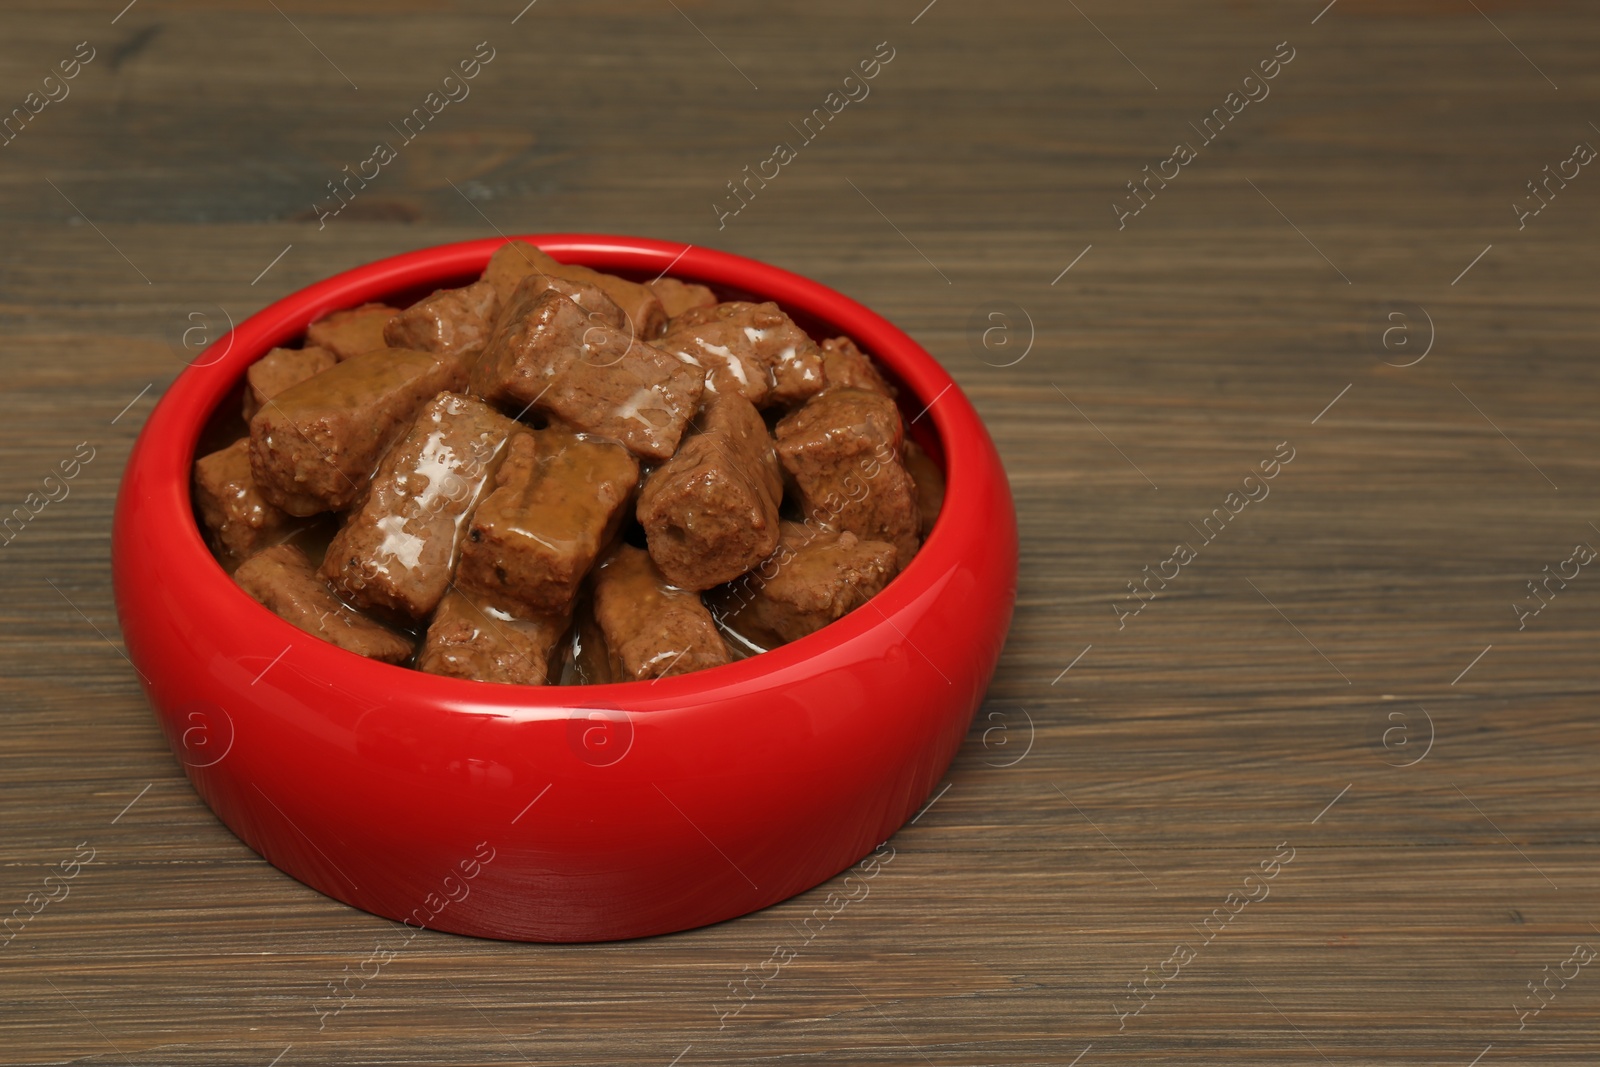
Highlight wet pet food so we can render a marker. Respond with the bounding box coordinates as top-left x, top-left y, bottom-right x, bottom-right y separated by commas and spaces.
194, 241, 944, 685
